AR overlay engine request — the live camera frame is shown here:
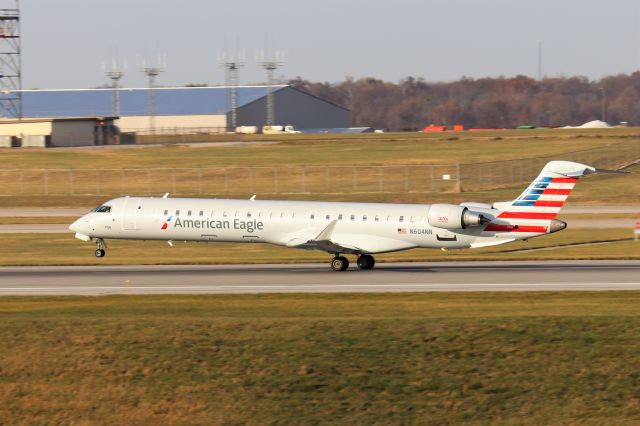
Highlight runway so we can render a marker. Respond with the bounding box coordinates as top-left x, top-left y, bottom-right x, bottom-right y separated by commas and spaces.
1, 261, 639, 295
